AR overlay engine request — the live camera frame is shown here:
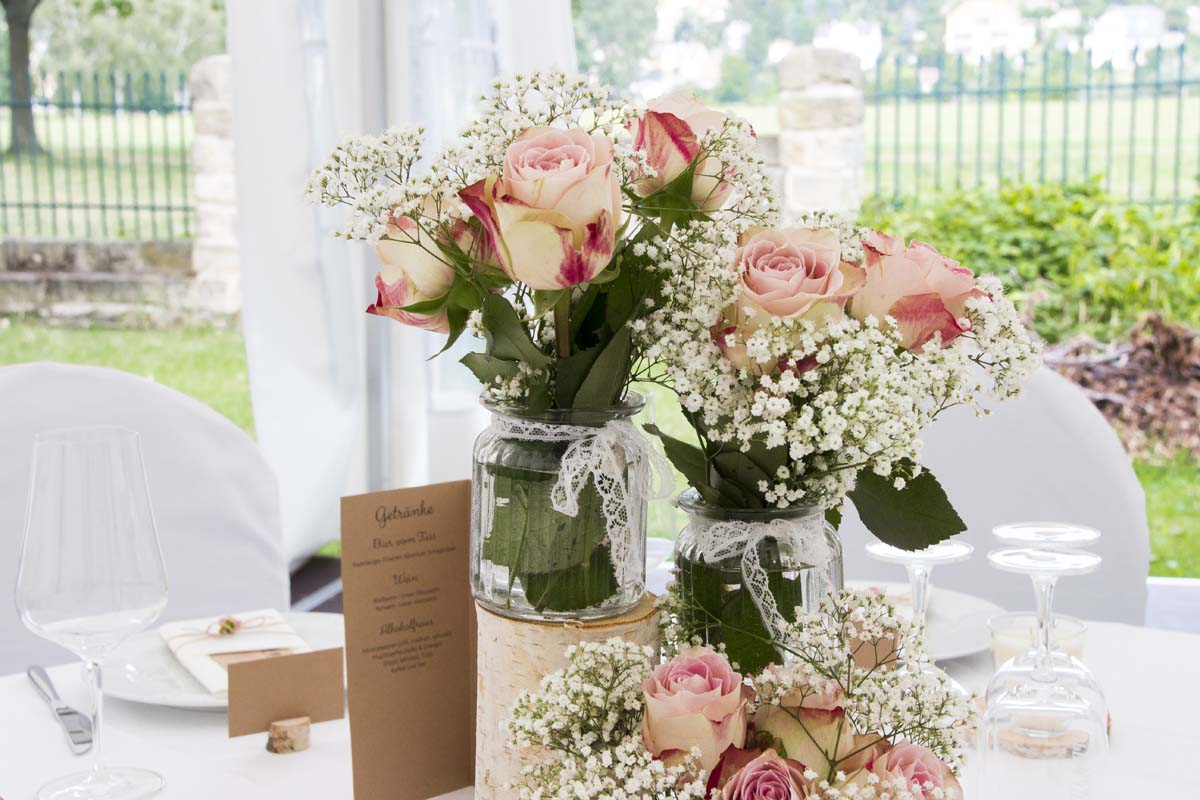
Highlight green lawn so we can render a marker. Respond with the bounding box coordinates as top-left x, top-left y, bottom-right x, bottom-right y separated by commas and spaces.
730, 93, 1200, 205
3, 319, 1195, 577
0, 108, 193, 240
